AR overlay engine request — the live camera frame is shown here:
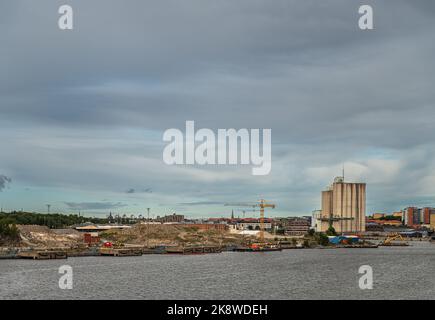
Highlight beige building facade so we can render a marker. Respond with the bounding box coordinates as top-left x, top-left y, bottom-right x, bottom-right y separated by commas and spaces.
314, 177, 366, 233
430, 213, 435, 230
